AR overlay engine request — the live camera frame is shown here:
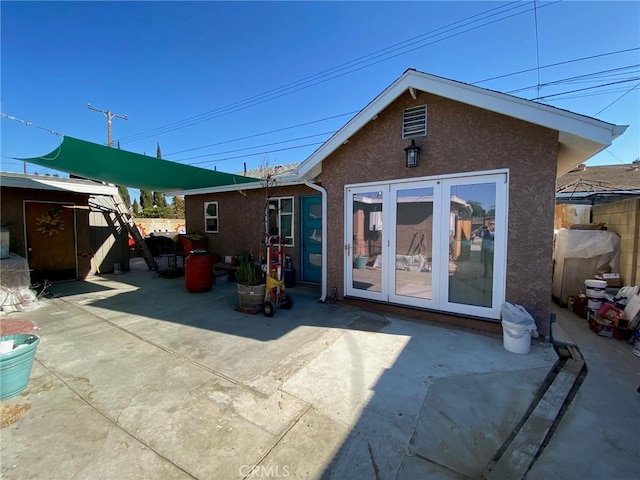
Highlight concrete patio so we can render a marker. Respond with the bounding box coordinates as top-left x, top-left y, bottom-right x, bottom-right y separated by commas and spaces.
0, 260, 637, 479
